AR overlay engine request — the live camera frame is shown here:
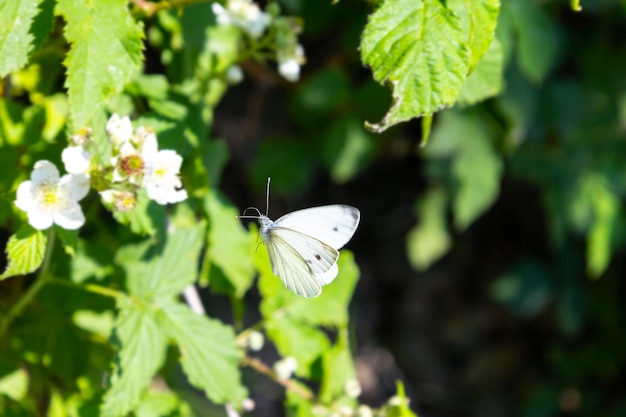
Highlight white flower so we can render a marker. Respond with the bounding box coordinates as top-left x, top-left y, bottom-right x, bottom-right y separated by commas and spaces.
356, 405, 373, 417
100, 190, 137, 212
226, 65, 244, 84
133, 125, 157, 149
277, 44, 305, 82
142, 149, 188, 205
62, 145, 91, 174
247, 330, 264, 351
212, 0, 271, 38
110, 141, 144, 184
106, 113, 133, 146
344, 378, 362, 398
273, 356, 297, 380
15, 160, 90, 230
